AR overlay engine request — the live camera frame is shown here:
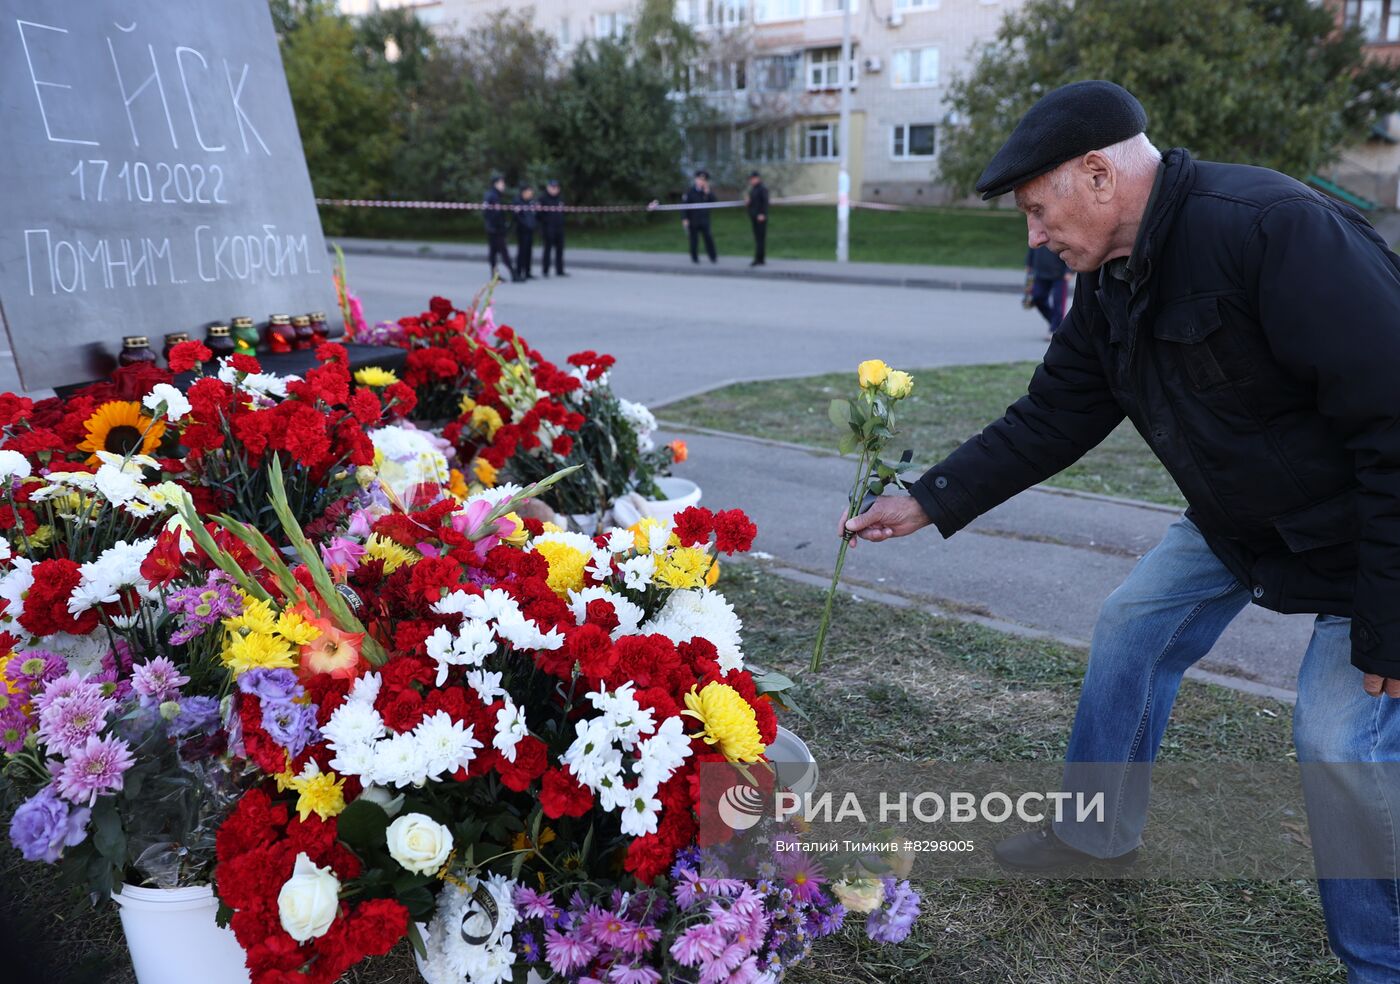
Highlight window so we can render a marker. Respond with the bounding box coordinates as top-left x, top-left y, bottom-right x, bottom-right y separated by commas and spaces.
755, 0, 804, 21
807, 47, 856, 90
802, 122, 838, 160
1346, 1, 1400, 42
743, 126, 790, 162
895, 0, 937, 8
559, 17, 570, 46
755, 53, 800, 91
892, 46, 938, 87
892, 123, 936, 159
688, 60, 747, 93
594, 11, 630, 39
676, 0, 747, 28
810, 0, 859, 13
